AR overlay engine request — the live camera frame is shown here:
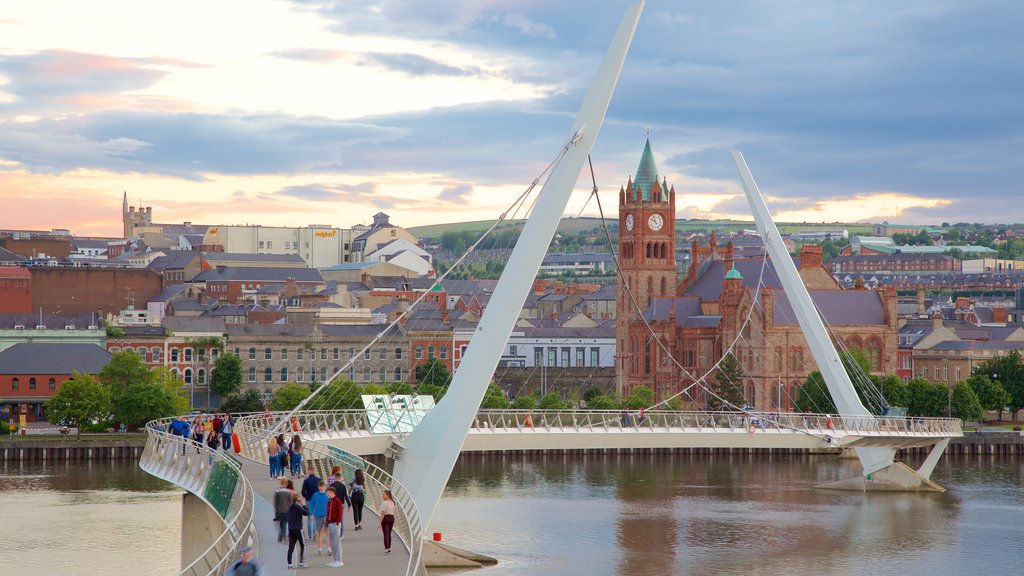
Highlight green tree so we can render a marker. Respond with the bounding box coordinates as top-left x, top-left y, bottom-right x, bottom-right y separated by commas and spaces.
793, 372, 837, 414
708, 353, 746, 409
270, 383, 312, 411
115, 367, 189, 427
210, 353, 243, 397
586, 394, 618, 410
621, 385, 655, 410
100, 350, 152, 401
880, 375, 909, 409
415, 358, 453, 387
307, 380, 362, 410
582, 385, 603, 402
966, 374, 1010, 418
511, 394, 538, 409
538, 391, 568, 410
906, 378, 947, 417
972, 351, 1024, 419
416, 383, 447, 403
480, 383, 511, 409
387, 381, 415, 396
951, 381, 983, 421
218, 389, 265, 413
44, 373, 111, 436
